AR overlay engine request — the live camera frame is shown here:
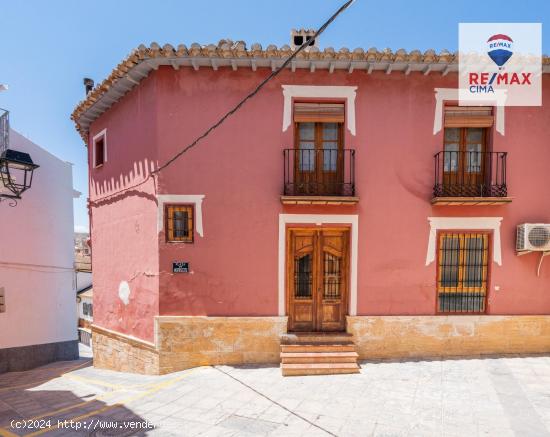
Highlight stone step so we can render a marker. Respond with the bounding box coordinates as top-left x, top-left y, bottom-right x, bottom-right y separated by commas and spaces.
281, 351, 359, 364
281, 362, 361, 376
280, 343, 356, 353
280, 332, 354, 344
